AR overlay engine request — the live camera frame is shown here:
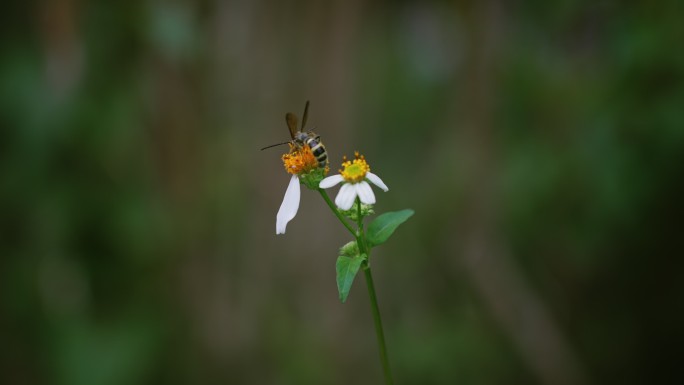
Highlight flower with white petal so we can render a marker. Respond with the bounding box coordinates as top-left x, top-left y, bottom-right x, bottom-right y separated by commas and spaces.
276, 144, 326, 234
276, 174, 301, 234
319, 152, 388, 211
